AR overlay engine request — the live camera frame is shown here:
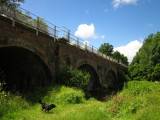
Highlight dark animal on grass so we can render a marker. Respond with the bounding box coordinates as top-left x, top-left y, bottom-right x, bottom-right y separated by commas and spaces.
39, 100, 56, 112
